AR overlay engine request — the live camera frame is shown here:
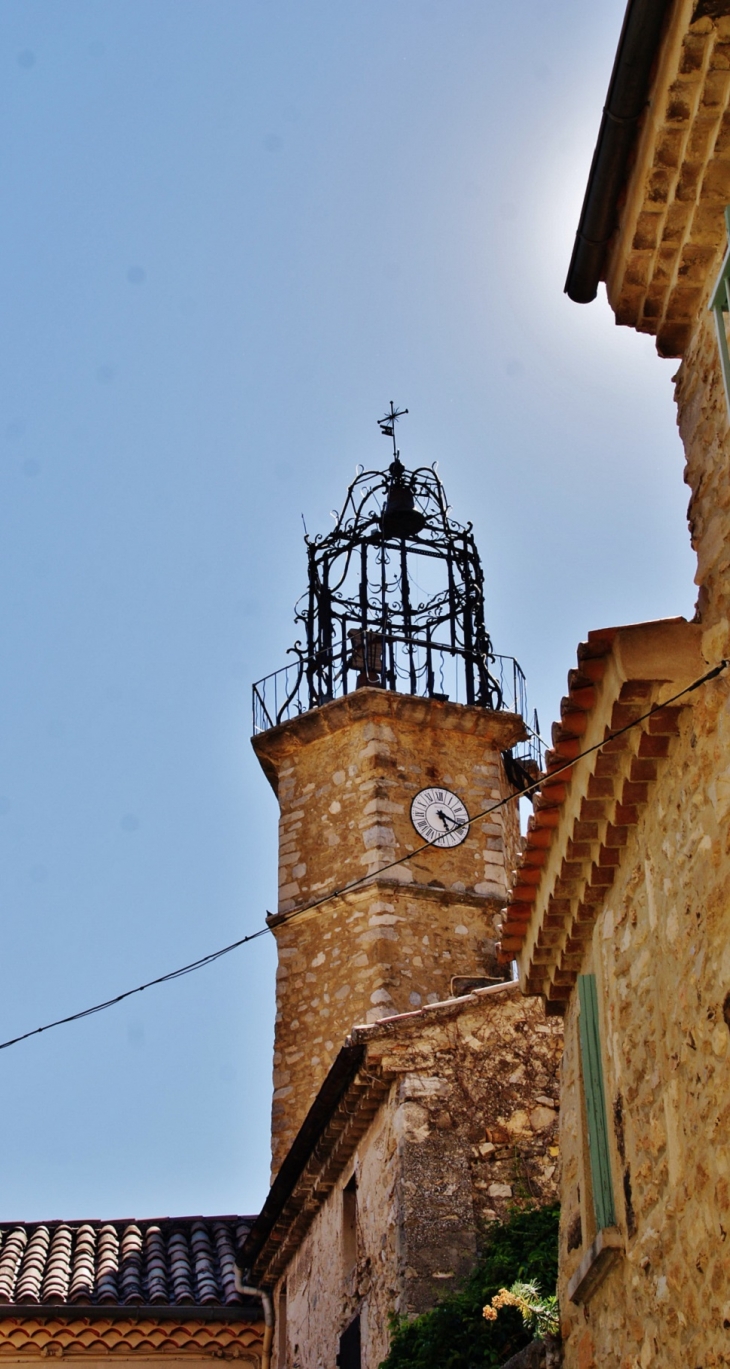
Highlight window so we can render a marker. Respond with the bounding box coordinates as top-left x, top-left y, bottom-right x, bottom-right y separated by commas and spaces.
337, 1315, 361, 1369
709, 206, 730, 414
577, 974, 616, 1232
342, 1174, 357, 1274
